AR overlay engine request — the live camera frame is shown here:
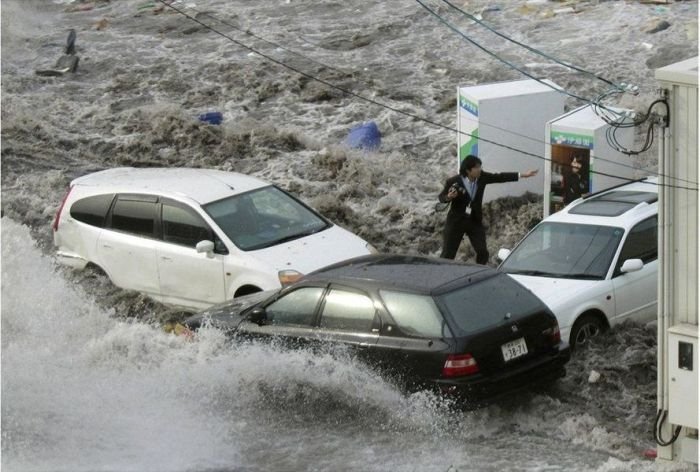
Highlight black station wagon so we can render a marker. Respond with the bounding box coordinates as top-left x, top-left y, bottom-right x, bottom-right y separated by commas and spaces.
183, 255, 571, 402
